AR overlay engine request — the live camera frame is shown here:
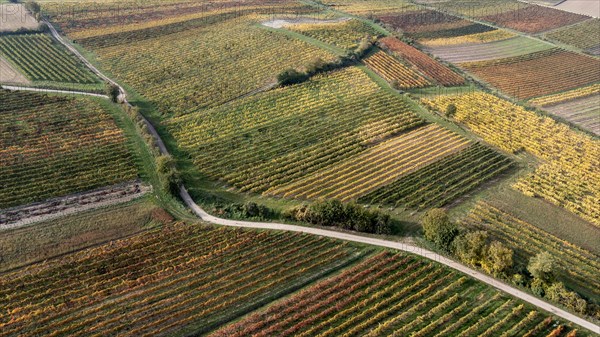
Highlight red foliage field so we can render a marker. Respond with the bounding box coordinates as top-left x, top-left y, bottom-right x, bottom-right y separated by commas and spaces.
483, 5, 589, 34
462, 49, 600, 99
378, 9, 470, 34
379, 37, 465, 86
